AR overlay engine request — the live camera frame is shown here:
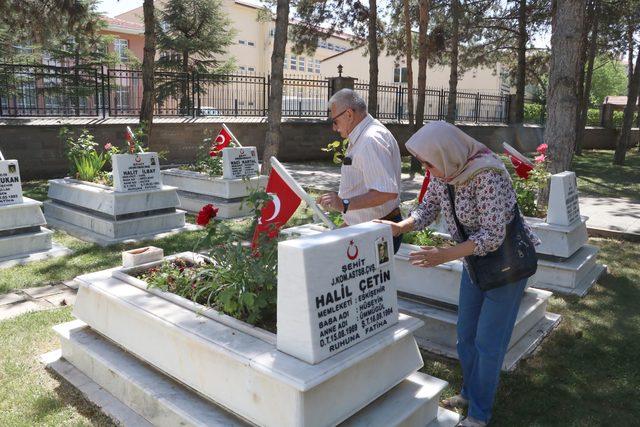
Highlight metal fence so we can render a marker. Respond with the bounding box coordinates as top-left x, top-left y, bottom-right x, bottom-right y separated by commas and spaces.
0, 63, 511, 123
